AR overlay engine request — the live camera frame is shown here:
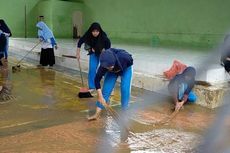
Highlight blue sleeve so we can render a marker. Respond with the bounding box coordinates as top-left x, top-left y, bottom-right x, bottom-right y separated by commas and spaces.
50, 37, 57, 47
77, 34, 87, 48
94, 66, 108, 89
39, 36, 45, 41
4, 49, 8, 59
4, 37, 8, 59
